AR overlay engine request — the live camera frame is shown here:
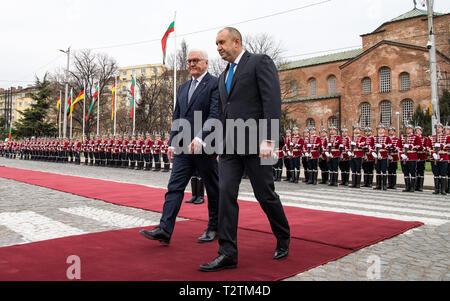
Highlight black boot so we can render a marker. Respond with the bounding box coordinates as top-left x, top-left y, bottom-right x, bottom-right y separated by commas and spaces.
186, 178, 198, 203
153, 162, 161, 171
441, 177, 448, 196
374, 174, 382, 190
447, 177, 449, 194
433, 177, 440, 195
417, 176, 424, 192
351, 174, 356, 188
284, 170, 291, 182
382, 174, 387, 191
194, 179, 205, 205
409, 177, 416, 193
294, 170, 299, 184
303, 169, 309, 183
313, 170, 318, 185
276, 169, 282, 182
402, 178, 410, 192
320, 171, 328, 184
163, 163, 170, 172
355, 174, 361, 188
